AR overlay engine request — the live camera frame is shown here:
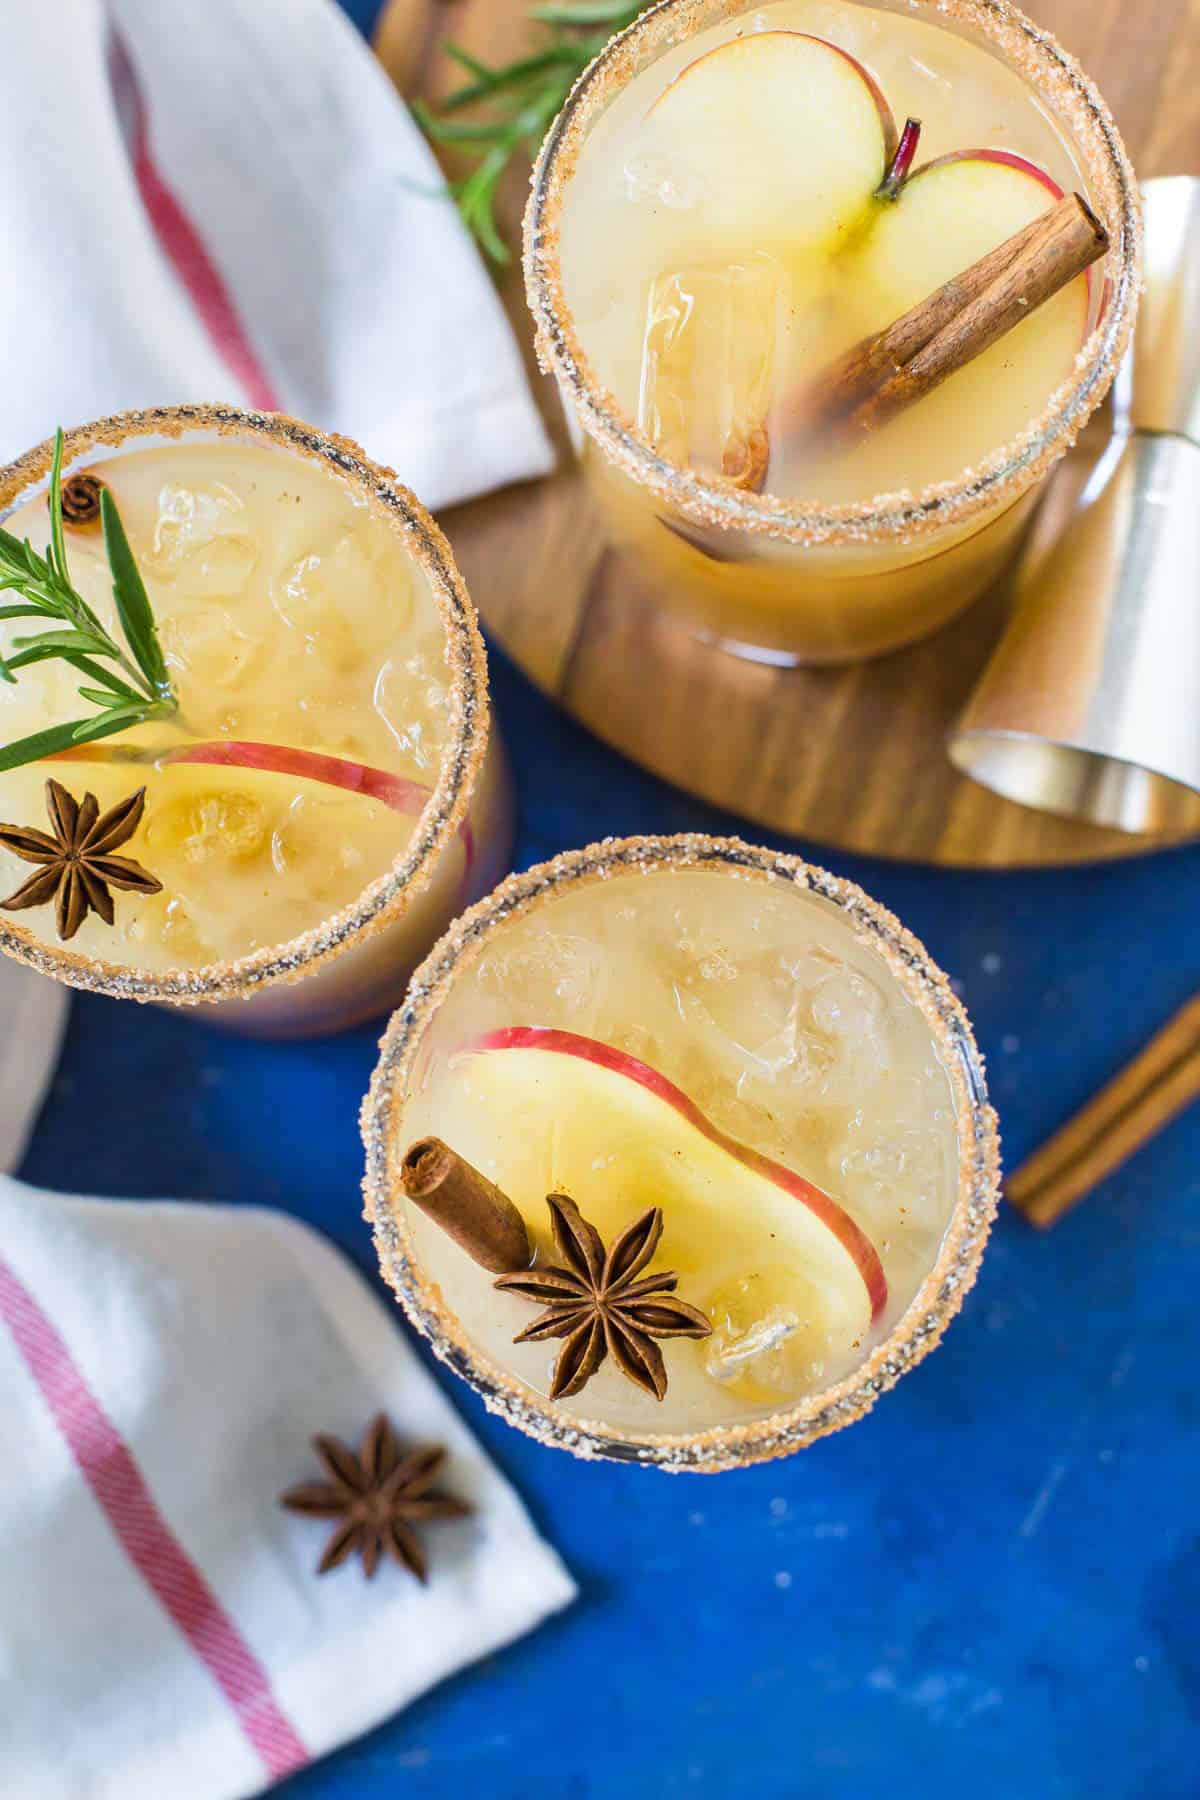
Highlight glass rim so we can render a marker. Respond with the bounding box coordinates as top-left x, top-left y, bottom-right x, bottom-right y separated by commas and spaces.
523, 0, 1142, 549
362, 833, 1002, 1473
0, 404, 491, 1006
